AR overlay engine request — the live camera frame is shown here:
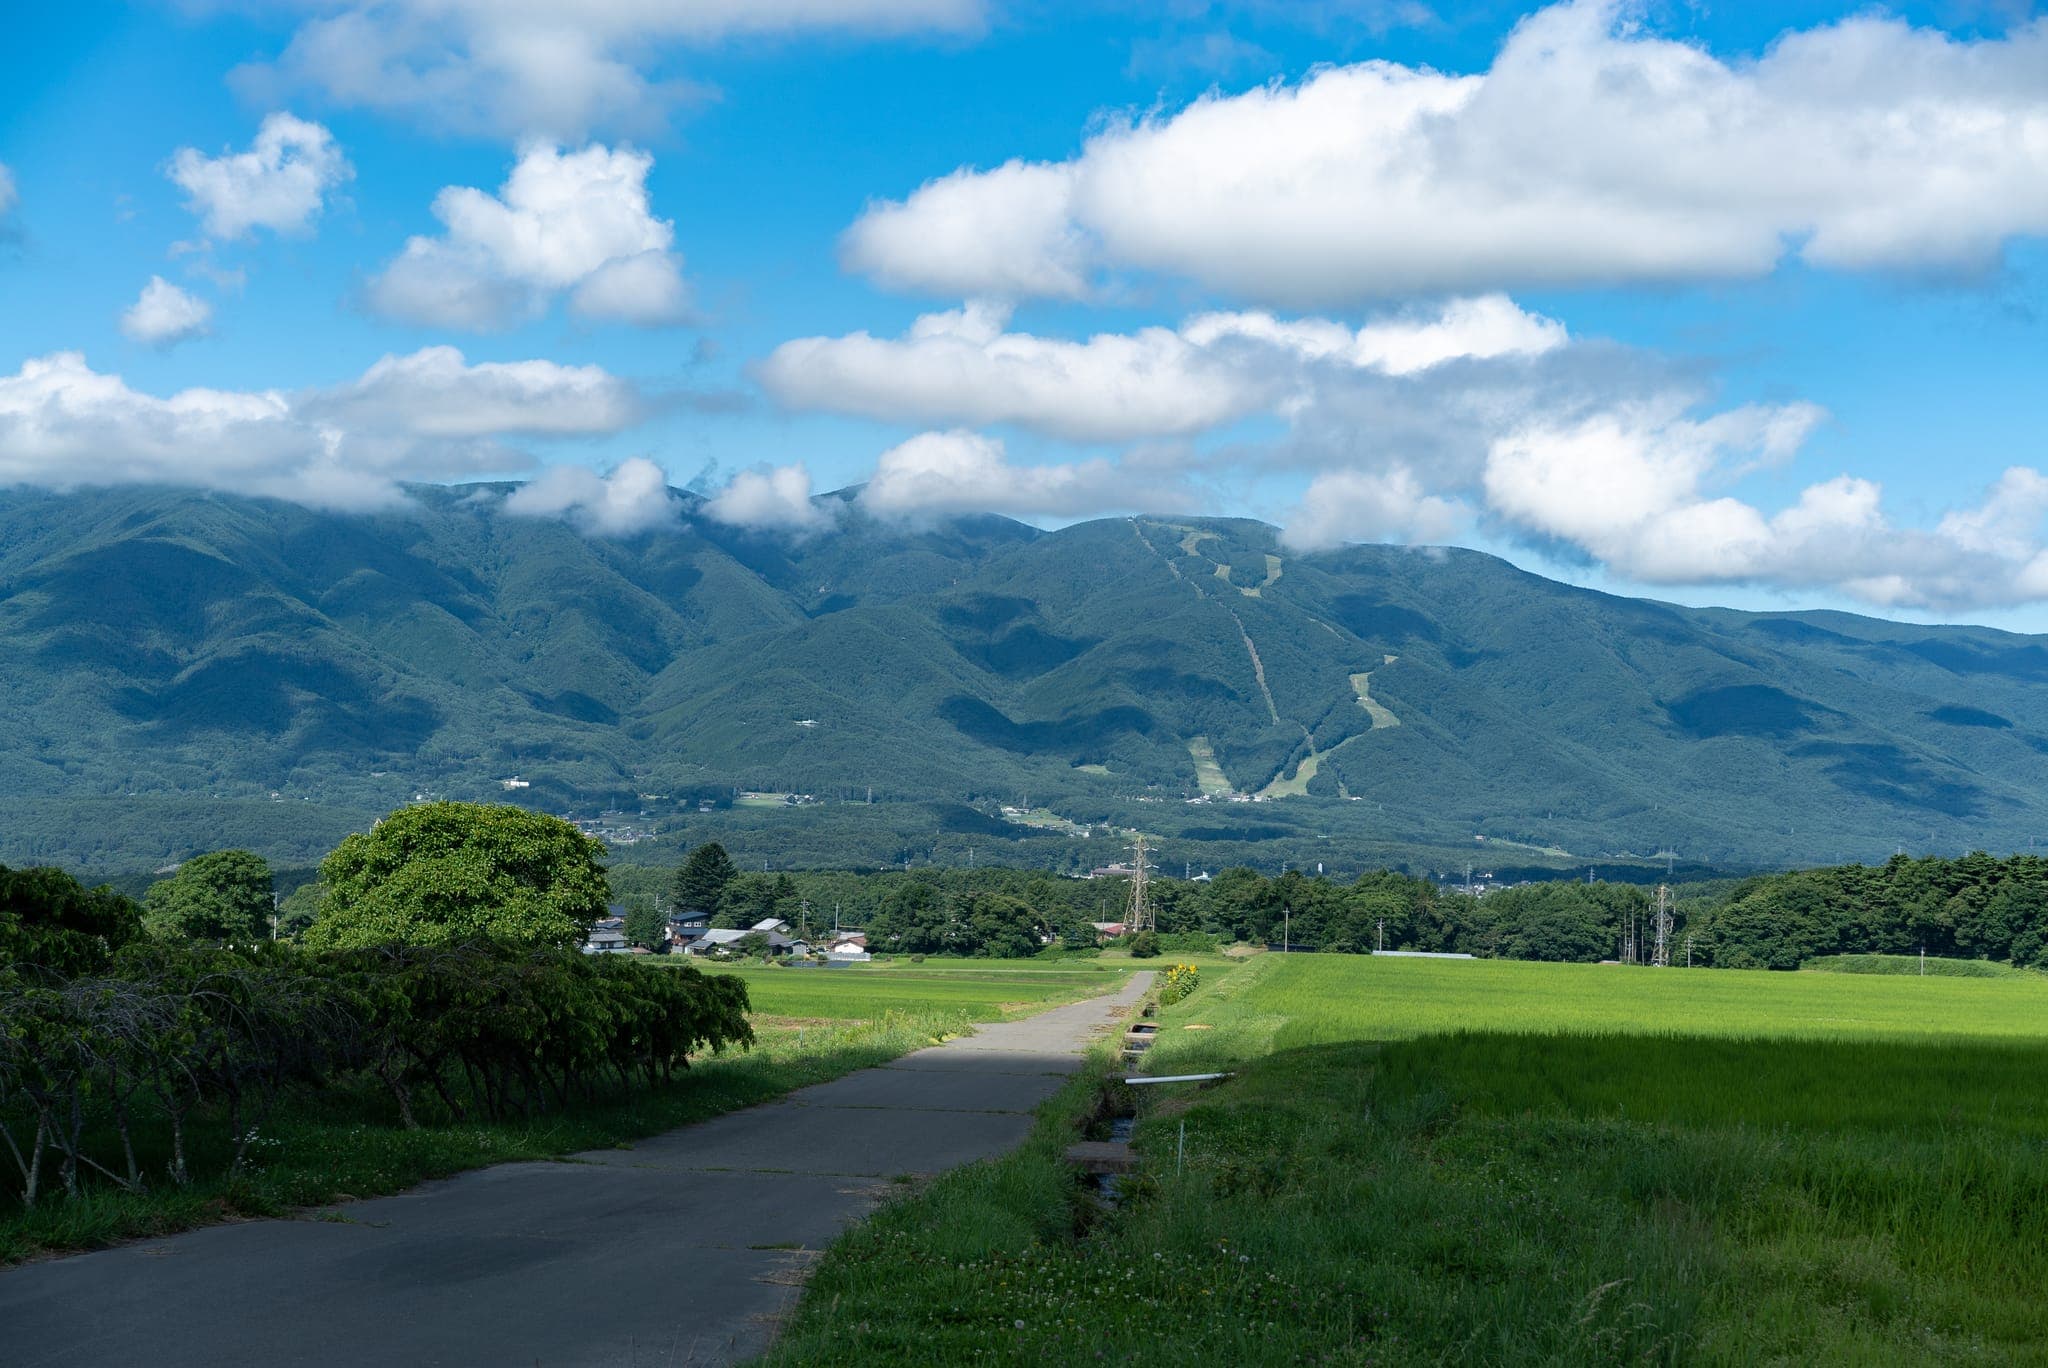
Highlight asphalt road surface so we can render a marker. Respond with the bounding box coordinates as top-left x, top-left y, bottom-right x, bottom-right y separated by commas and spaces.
0, 972, 1152, 1367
